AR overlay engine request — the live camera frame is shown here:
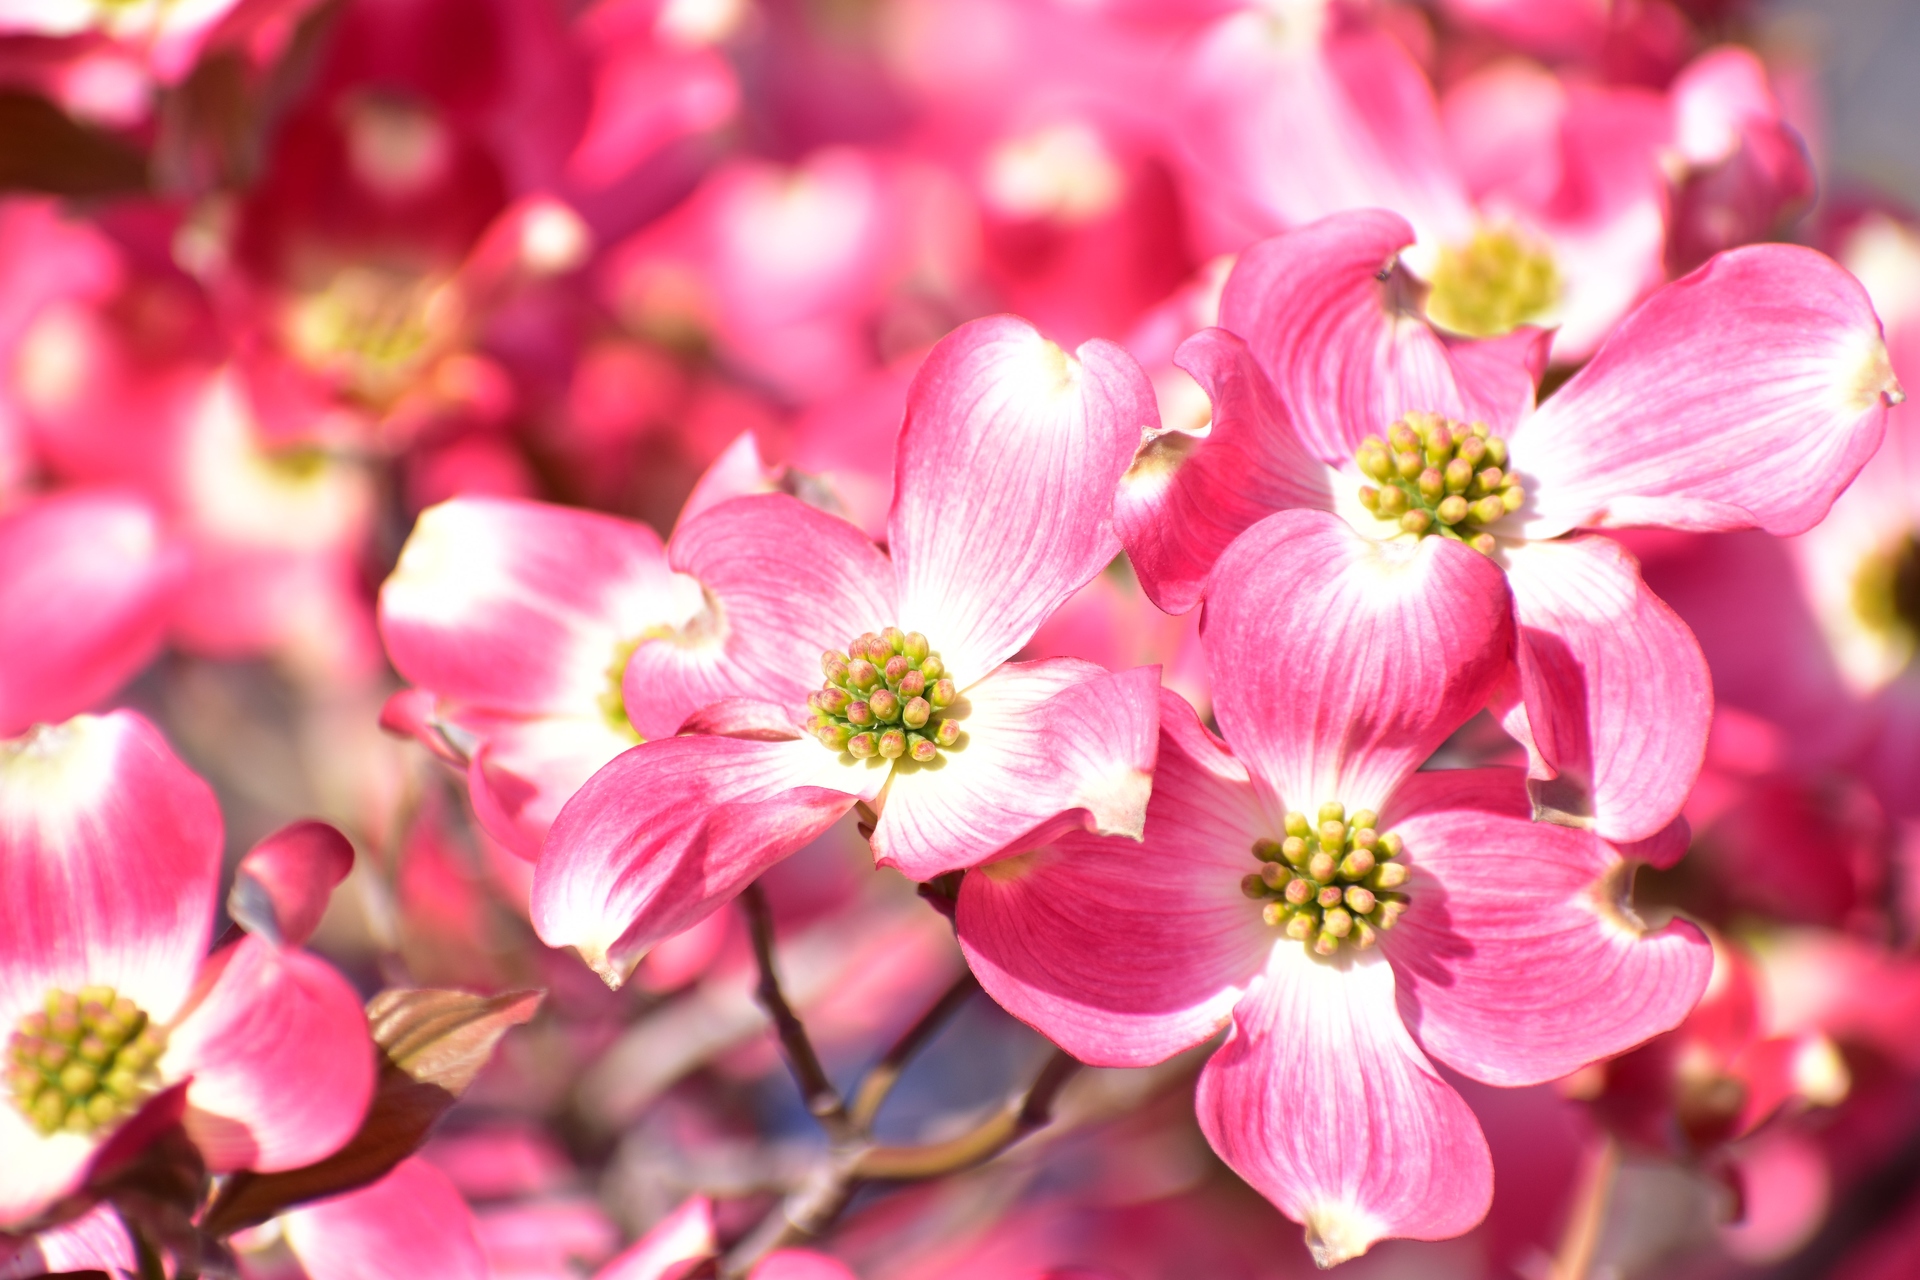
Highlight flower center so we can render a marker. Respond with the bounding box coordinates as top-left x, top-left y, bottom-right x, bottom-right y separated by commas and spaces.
810, 628, 963, 763
599, 636, 644, 744
1241, 803, 1409, 957
1354, 412, 1524, 555
1425, 226, 1561, 339
1853, 533, 1920, 665
7, 987, 166, 1137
